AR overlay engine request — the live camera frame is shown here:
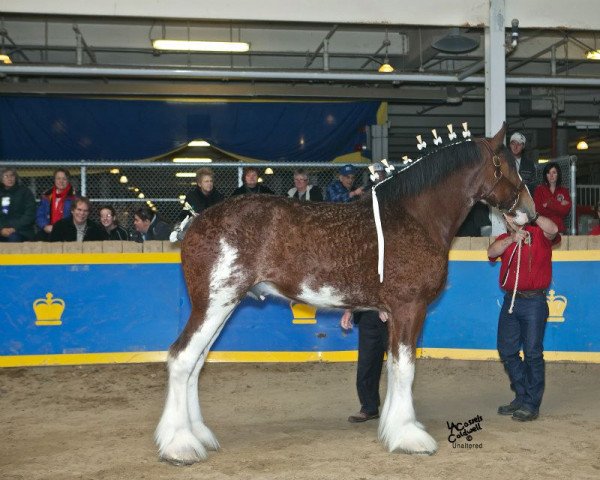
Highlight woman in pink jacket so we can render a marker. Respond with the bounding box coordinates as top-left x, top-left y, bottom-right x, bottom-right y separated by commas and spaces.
533, 162, 571, 233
